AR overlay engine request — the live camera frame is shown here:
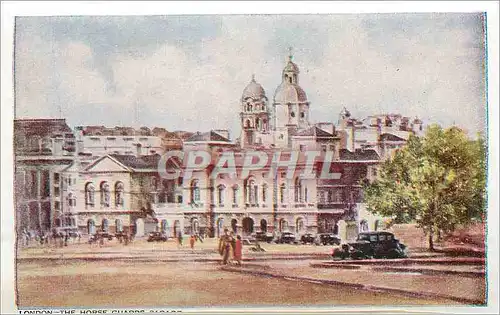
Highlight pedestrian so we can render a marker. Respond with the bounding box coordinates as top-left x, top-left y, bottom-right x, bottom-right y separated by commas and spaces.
177, 231, 183, 247
77, 231, 81, 244
234, 235, 243, 266
64, 232, 69, 247
189, 235, 196, 251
